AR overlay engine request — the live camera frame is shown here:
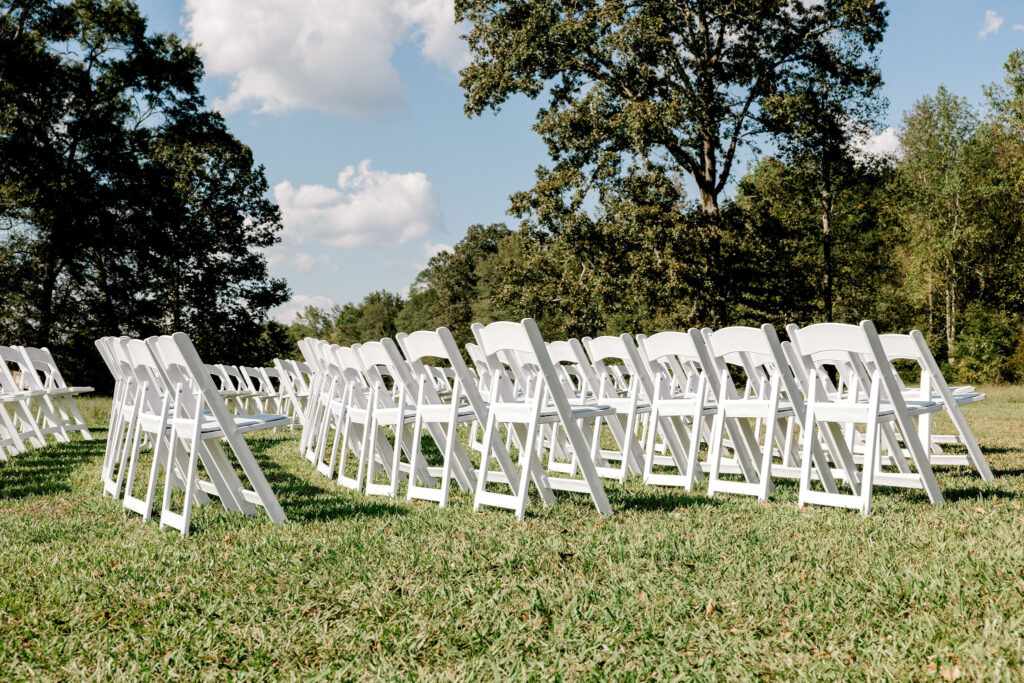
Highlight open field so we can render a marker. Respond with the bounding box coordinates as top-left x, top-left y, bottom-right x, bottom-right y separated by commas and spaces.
1, 389, 1023, 679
